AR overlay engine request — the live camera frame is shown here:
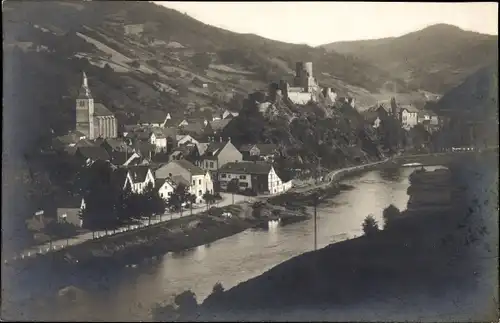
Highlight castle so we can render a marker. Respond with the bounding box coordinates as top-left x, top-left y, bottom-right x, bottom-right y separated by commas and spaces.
273, 62, 337, 105
76, 72, 118, 140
